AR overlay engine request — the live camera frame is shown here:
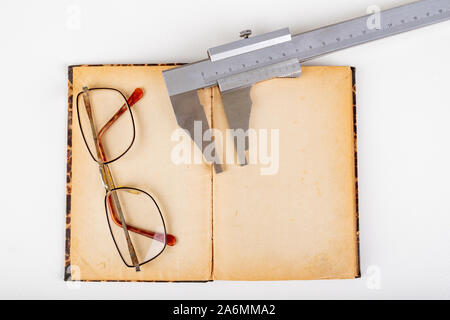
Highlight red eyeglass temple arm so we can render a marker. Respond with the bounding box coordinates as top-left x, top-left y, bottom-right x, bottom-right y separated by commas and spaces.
106, 196, 177, 246
97, 88, 143, 160
99, 88, 177, 246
